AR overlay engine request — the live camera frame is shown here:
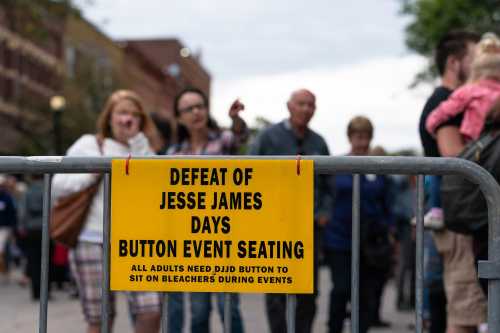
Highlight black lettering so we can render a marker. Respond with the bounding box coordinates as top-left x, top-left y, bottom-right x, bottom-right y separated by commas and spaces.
219, 168, 227, 185
244, 168, 253, 185
295, 241, 304, 259
177, 192, 186, 209
258, 241, 268, 258
229, 192, 241, 209
184, 240, 191, 258
167, 192, 175, 209
119, 240, 127, 256
160, 192, 166, 209
244, 192, 252, 209
193, 240, 203, 257
156, 241, 165, 257
248, 240, 257, 258
204, 240, 212, 258
253, 192, 262, 209
187, 192, 196, 209
267, 240, 275, 257
201, 168, 209, 185
147, 240, 154, 257
237, 241, 246, 258
221, 216, 230, 234
167, 241, 177, 257
191, 216, 201, 233
198, 192, 206, 208
283, 241, 292, 258
140, 240, 147, 257
192, 168, 199, 184
129, 240, 138, 257
219, 192, 228, 209
182, 168, 190, 185
170, 168, 179, 185
211, 192, 218, 209
233, 168, 243, 185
